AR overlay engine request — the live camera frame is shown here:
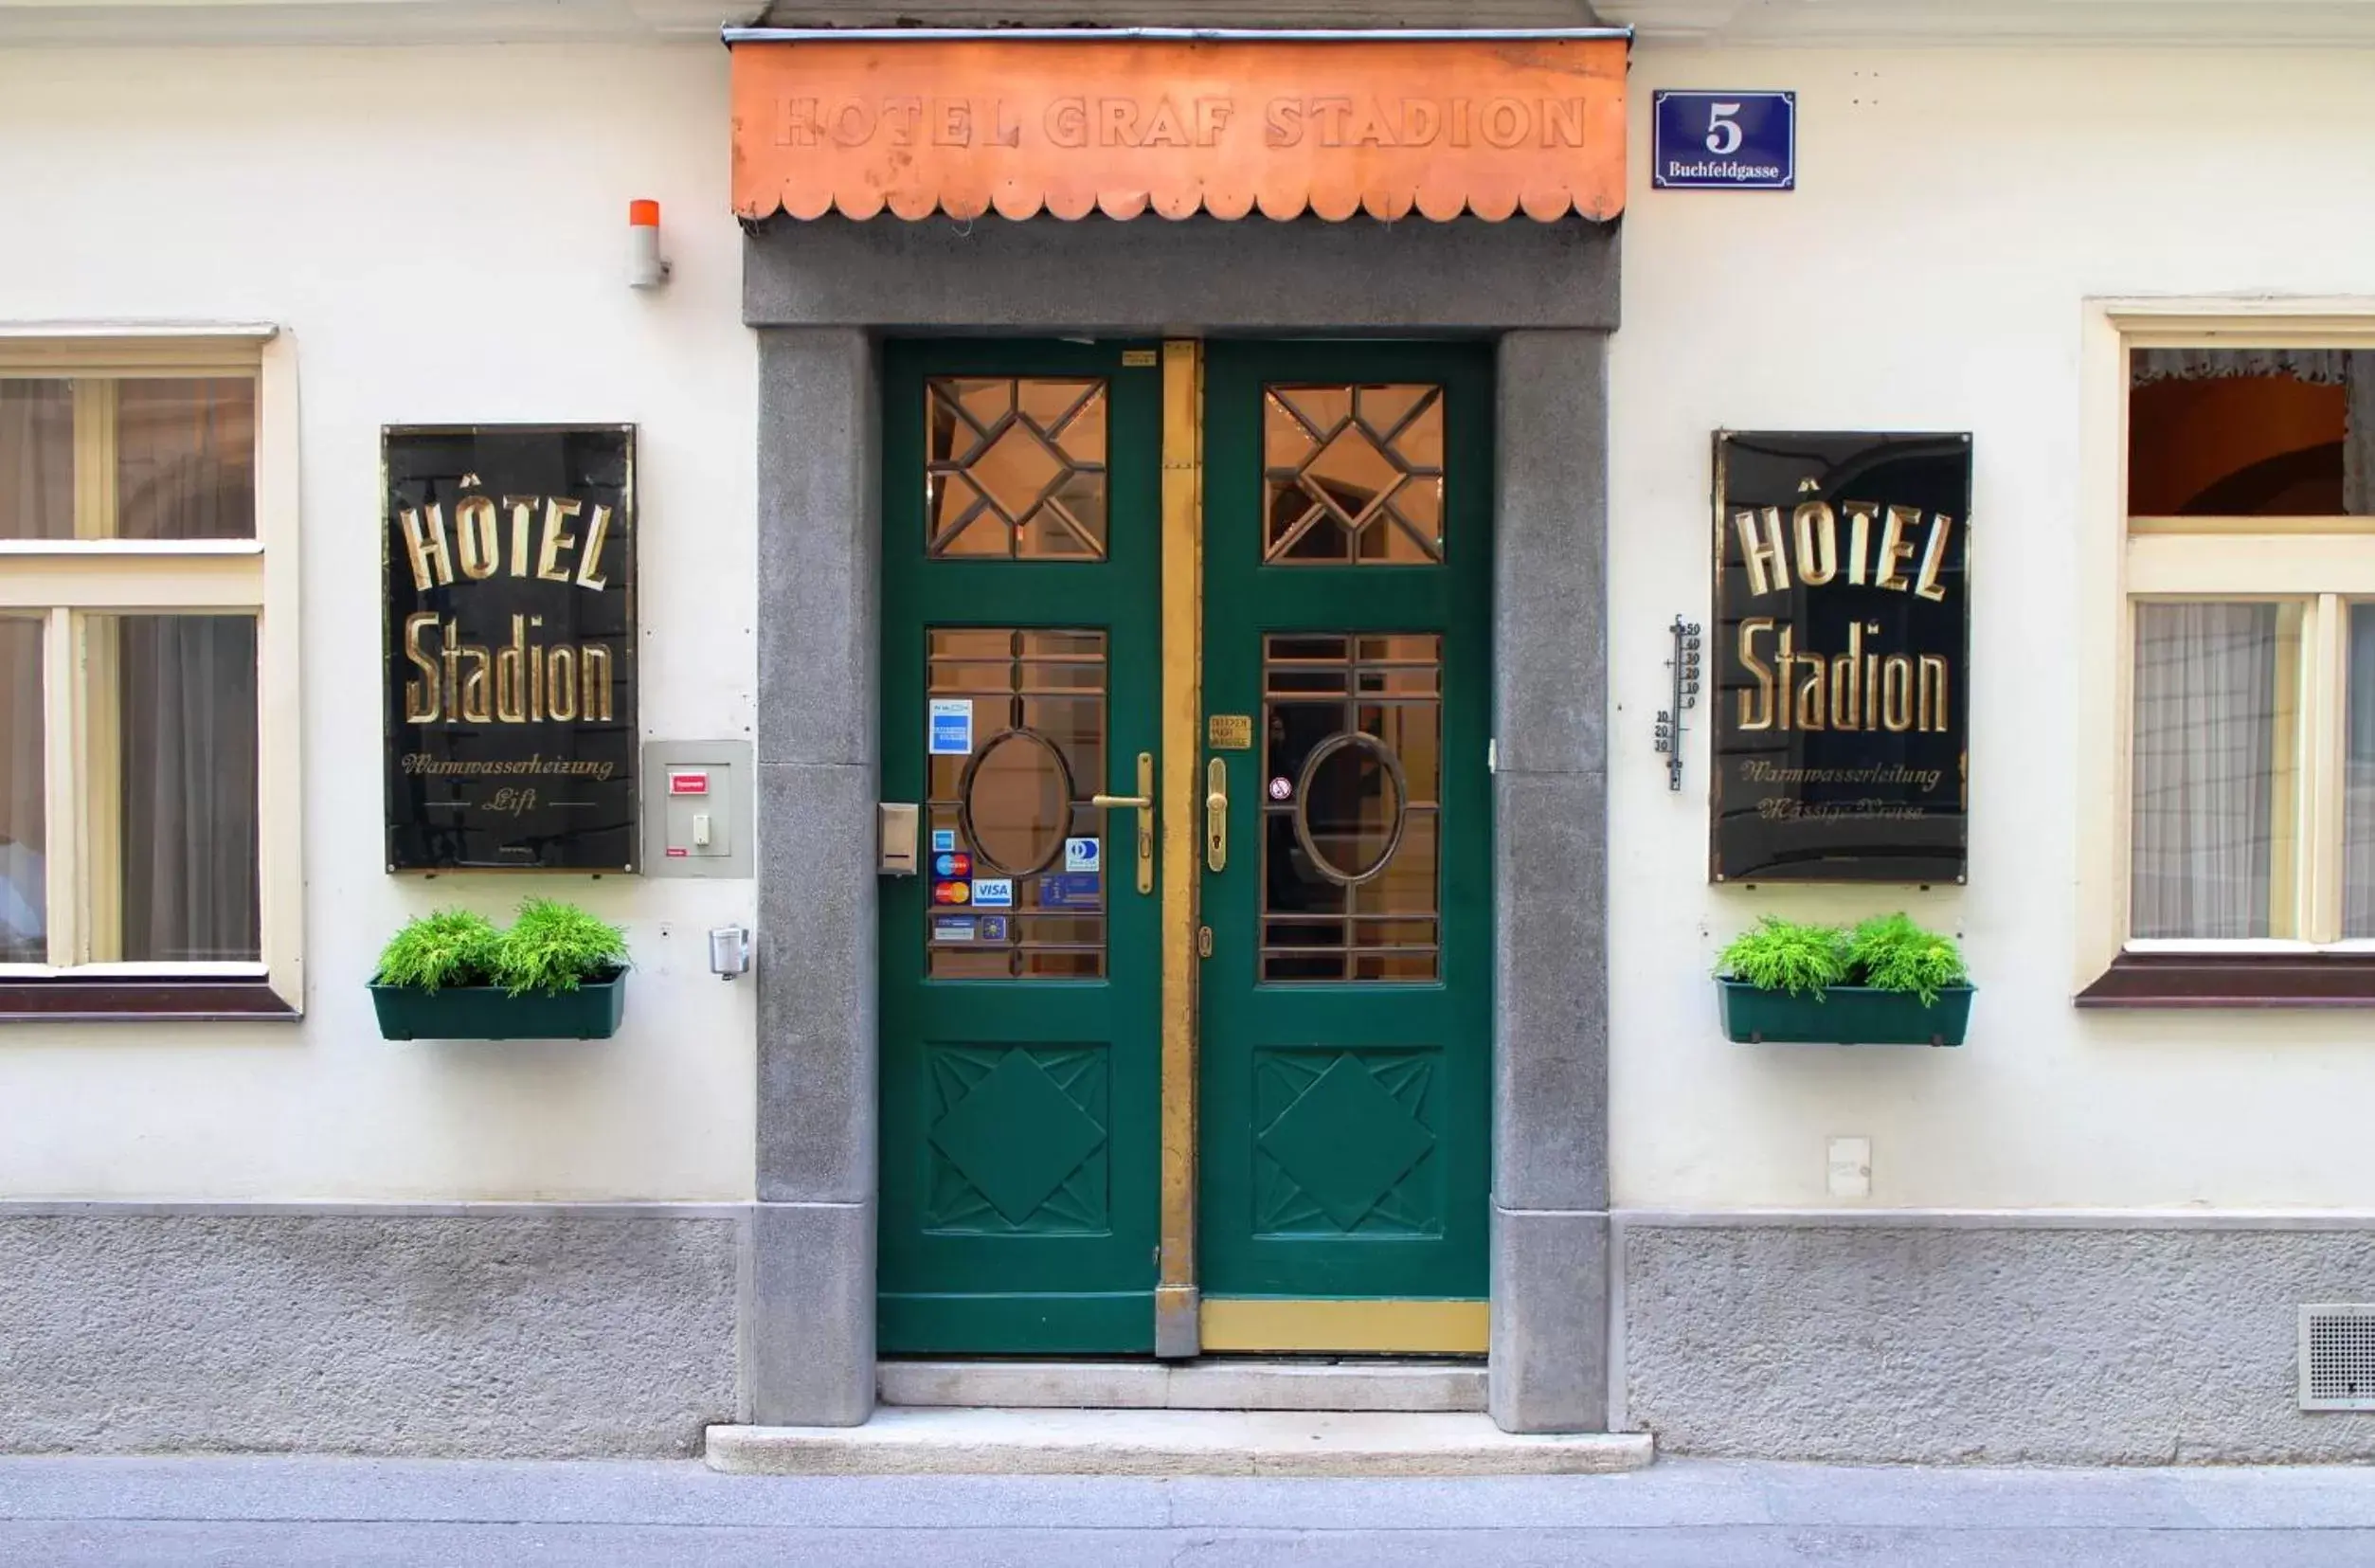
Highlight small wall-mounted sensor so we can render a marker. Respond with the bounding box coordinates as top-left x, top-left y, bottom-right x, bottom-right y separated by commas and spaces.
709, 925, 750, 981
1826, 1136, 1872, 1199
628, 199, 672, 289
